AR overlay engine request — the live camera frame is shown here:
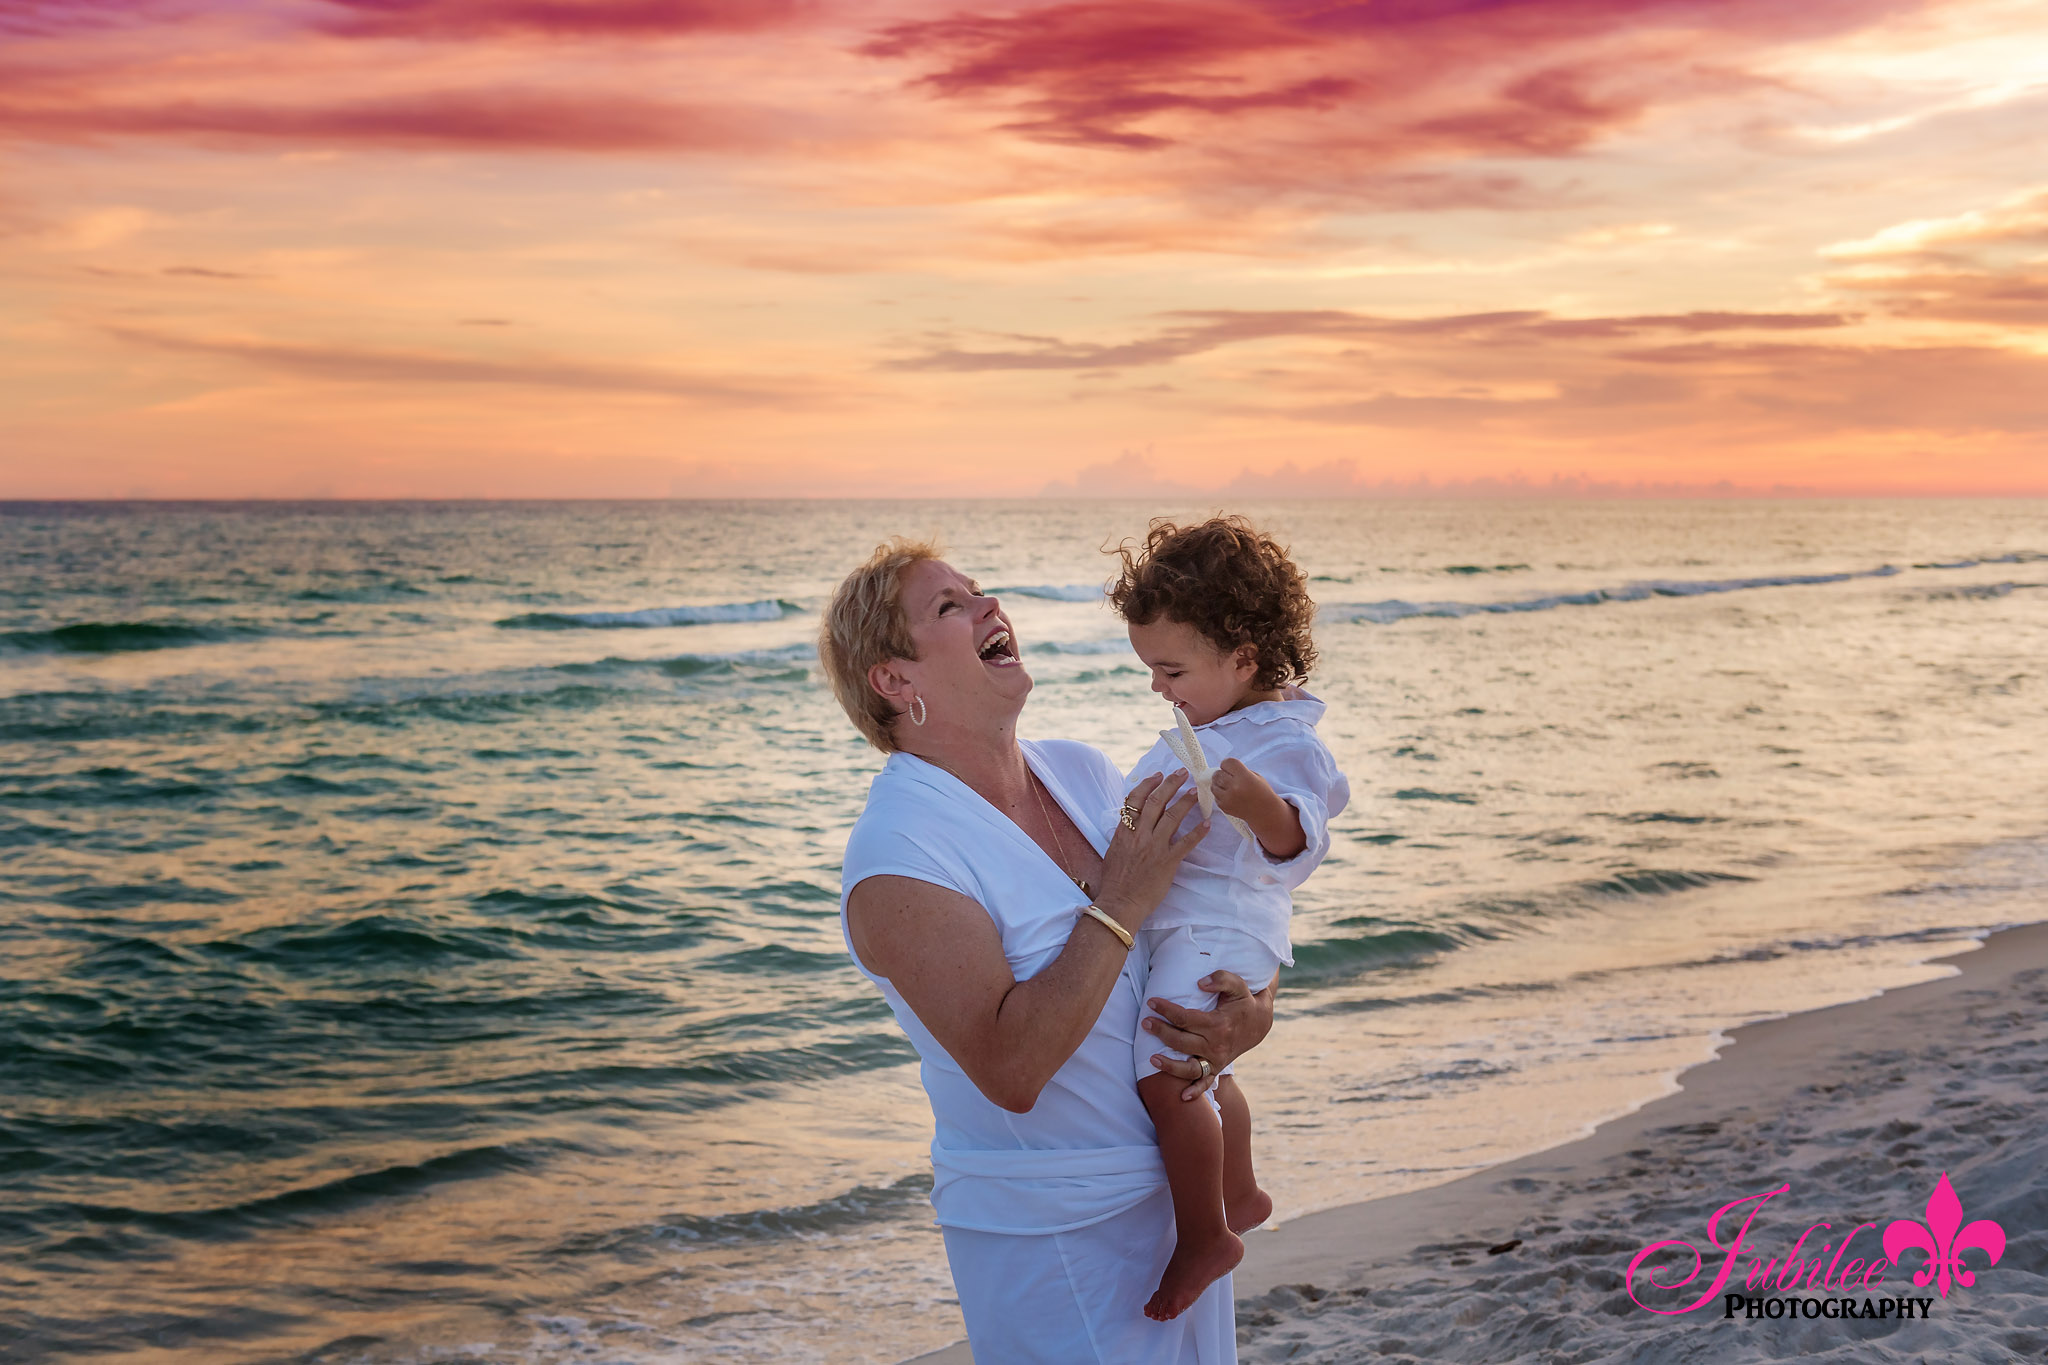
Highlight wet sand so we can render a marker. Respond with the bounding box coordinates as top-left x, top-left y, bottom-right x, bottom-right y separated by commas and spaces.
908, 920, 2048, 1363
